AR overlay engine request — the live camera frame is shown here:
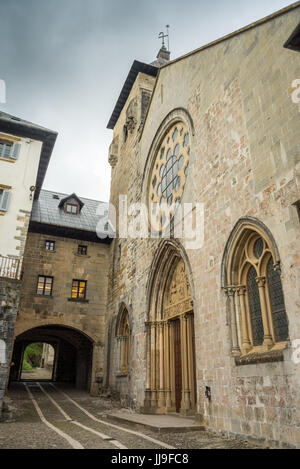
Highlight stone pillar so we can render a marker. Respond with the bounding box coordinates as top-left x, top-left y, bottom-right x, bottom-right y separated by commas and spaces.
225, 287, 241, 356
186, 314, 196, 408
158, 322, 166, 409
180, 314, 191, 413
256, 277, 274, 349
90, 342, 103, 396
169, 321, 175, 407
150, 322, 157, 408
164, 321, 172, 410
144, 322, 152, 409
237, 286, 252, 354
